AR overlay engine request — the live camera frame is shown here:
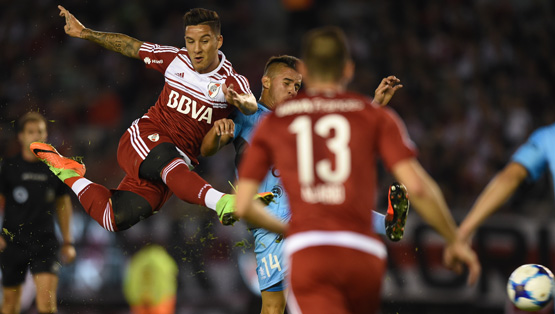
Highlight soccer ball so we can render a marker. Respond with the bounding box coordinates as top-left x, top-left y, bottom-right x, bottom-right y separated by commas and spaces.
507, 264, 554, 311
